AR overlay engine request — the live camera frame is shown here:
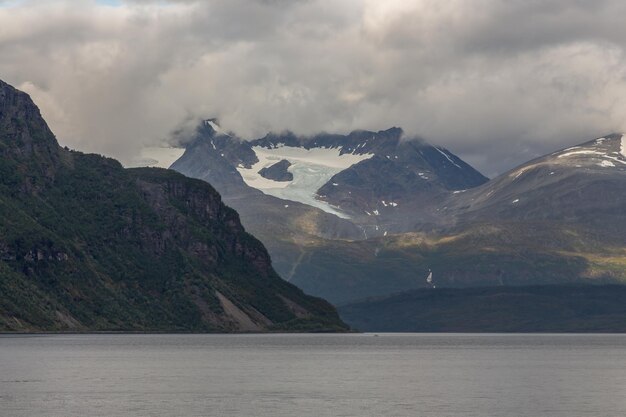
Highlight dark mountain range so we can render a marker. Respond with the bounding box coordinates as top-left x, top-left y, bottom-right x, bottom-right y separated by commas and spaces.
339, 285, 626, 333
170, 120, 494, 295
0, 80, 347, 332
172, 121, 488, 233
171, 121, 626, 307
287, 134, 626, 304
285, 222, 621, 305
